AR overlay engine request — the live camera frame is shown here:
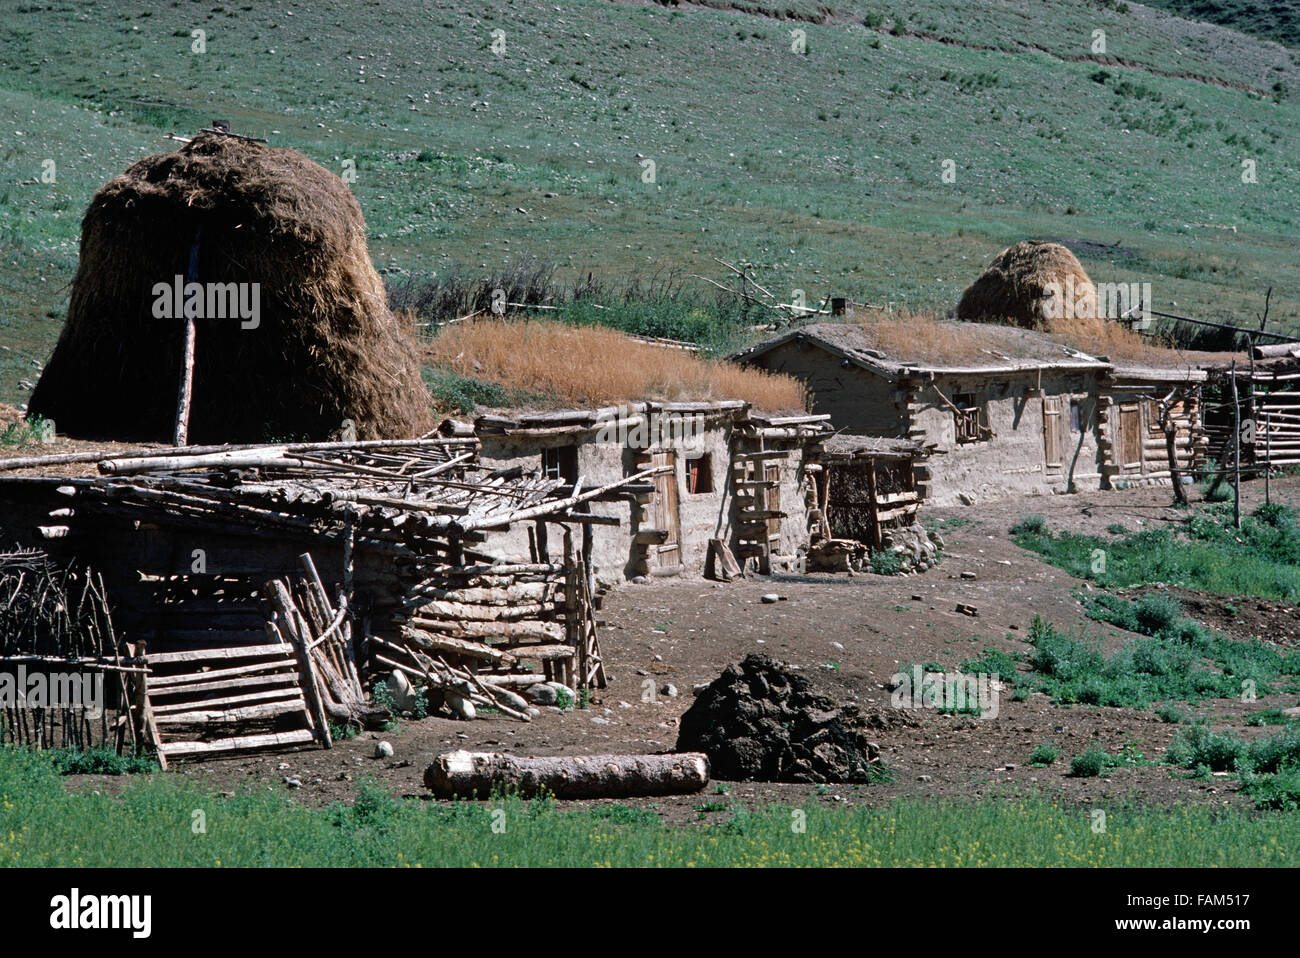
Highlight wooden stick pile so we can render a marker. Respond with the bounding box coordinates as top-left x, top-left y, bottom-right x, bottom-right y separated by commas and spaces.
0, 551, 136, 751
0, 437, 638, 749
264, 554, 386, 731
